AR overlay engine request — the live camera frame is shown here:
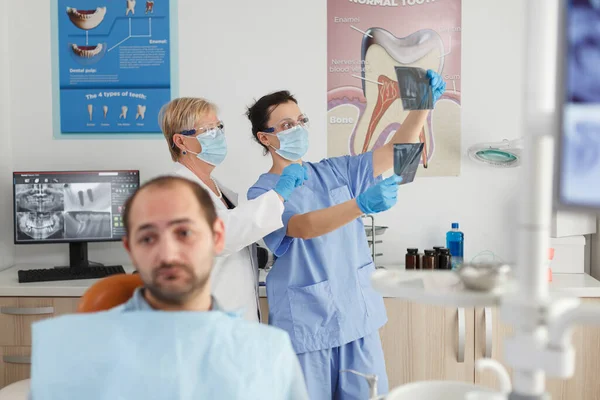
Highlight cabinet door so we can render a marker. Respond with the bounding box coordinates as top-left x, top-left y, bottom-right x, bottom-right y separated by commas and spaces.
0, 297, 80, 346
380, 299, 475, 390
258, 297, 269, 324
0, 346, 31, 388
474, 299, 600, 400
0, 297, 80, 389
